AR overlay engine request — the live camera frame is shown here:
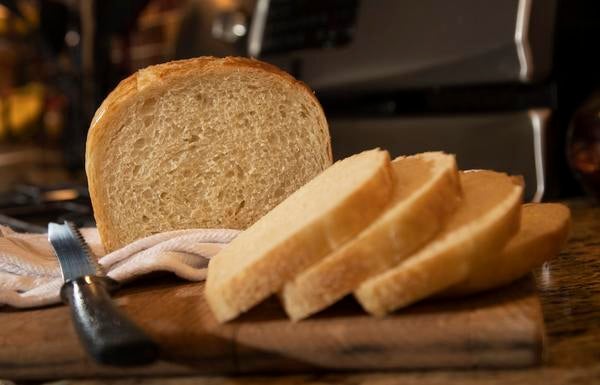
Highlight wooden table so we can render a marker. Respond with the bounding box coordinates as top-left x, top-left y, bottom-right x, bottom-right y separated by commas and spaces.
32, 200, 600, 384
